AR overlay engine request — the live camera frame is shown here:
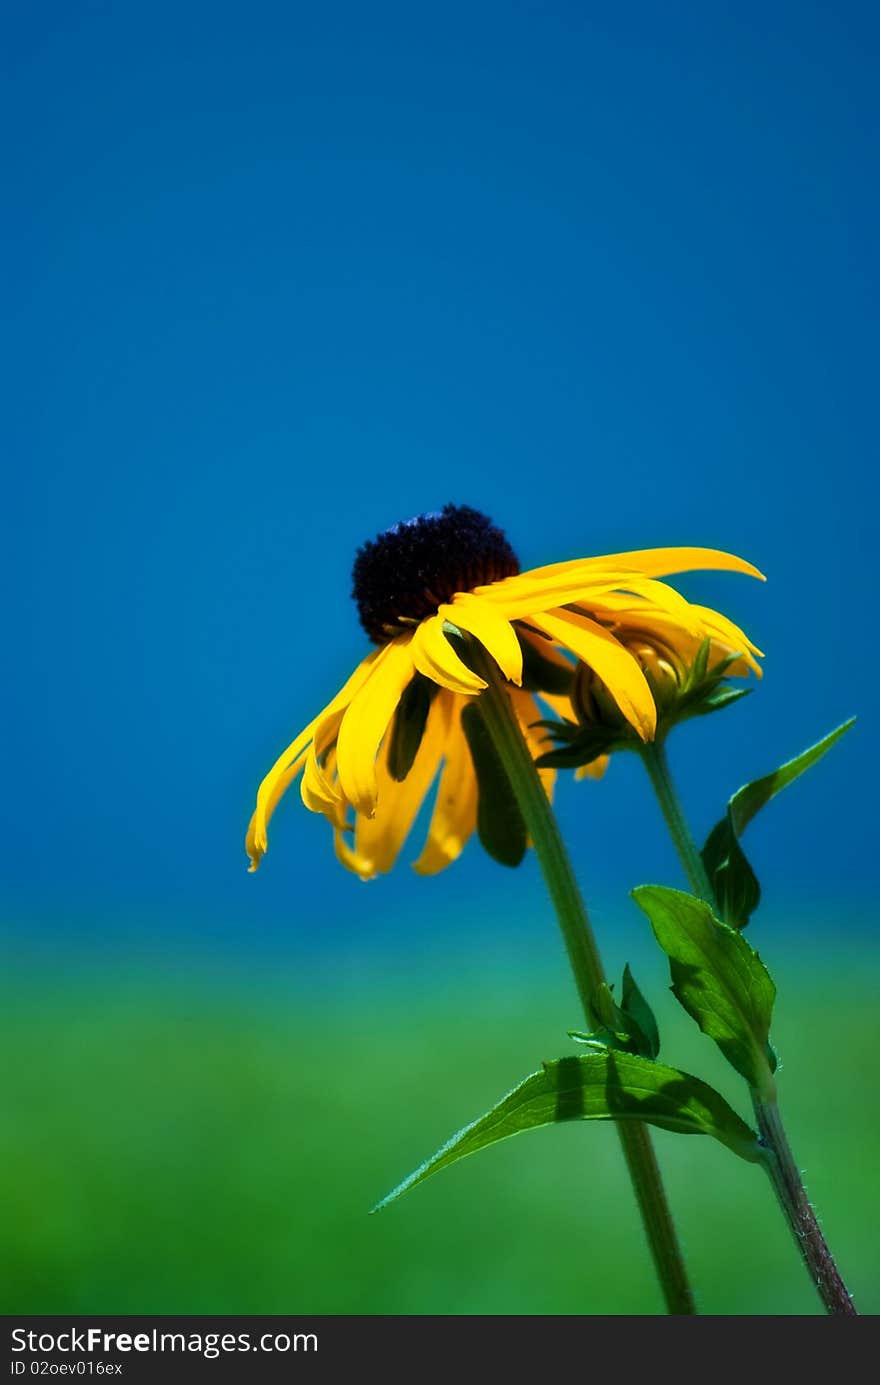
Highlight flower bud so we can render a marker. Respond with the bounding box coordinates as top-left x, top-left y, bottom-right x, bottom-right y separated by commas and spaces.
571, 633, 691, 736
624, 637, 684, 713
